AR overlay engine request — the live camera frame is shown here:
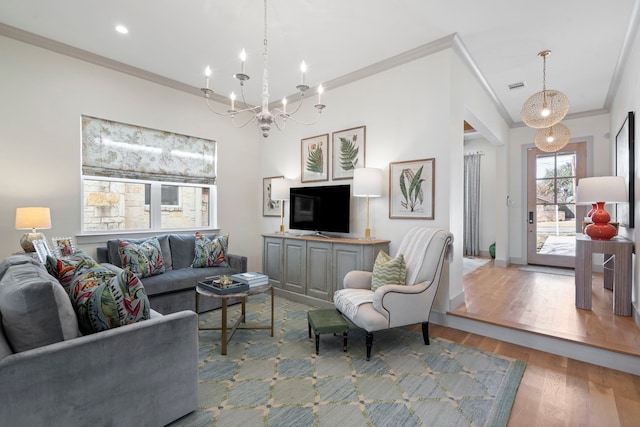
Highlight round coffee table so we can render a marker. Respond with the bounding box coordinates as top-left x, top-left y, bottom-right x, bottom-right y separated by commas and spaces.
195, 283, 274, 355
